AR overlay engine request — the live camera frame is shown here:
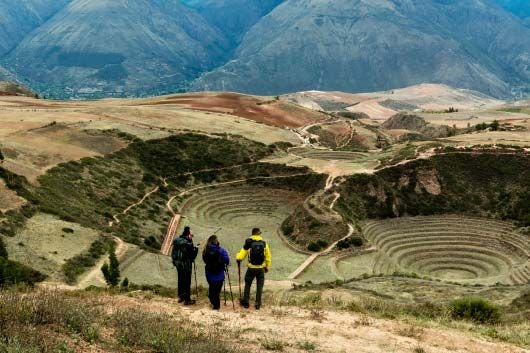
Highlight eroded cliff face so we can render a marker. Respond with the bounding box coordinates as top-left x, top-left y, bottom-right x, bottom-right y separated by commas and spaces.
336, 153, 530, 226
